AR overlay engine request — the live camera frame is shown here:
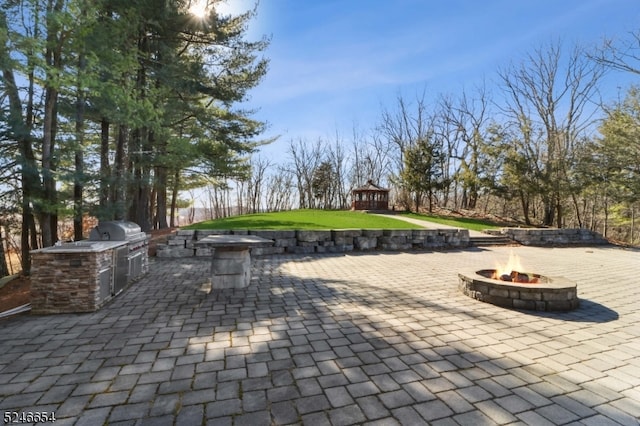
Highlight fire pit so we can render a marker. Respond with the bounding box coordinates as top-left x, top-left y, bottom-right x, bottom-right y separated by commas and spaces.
458, 253, 578, 311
